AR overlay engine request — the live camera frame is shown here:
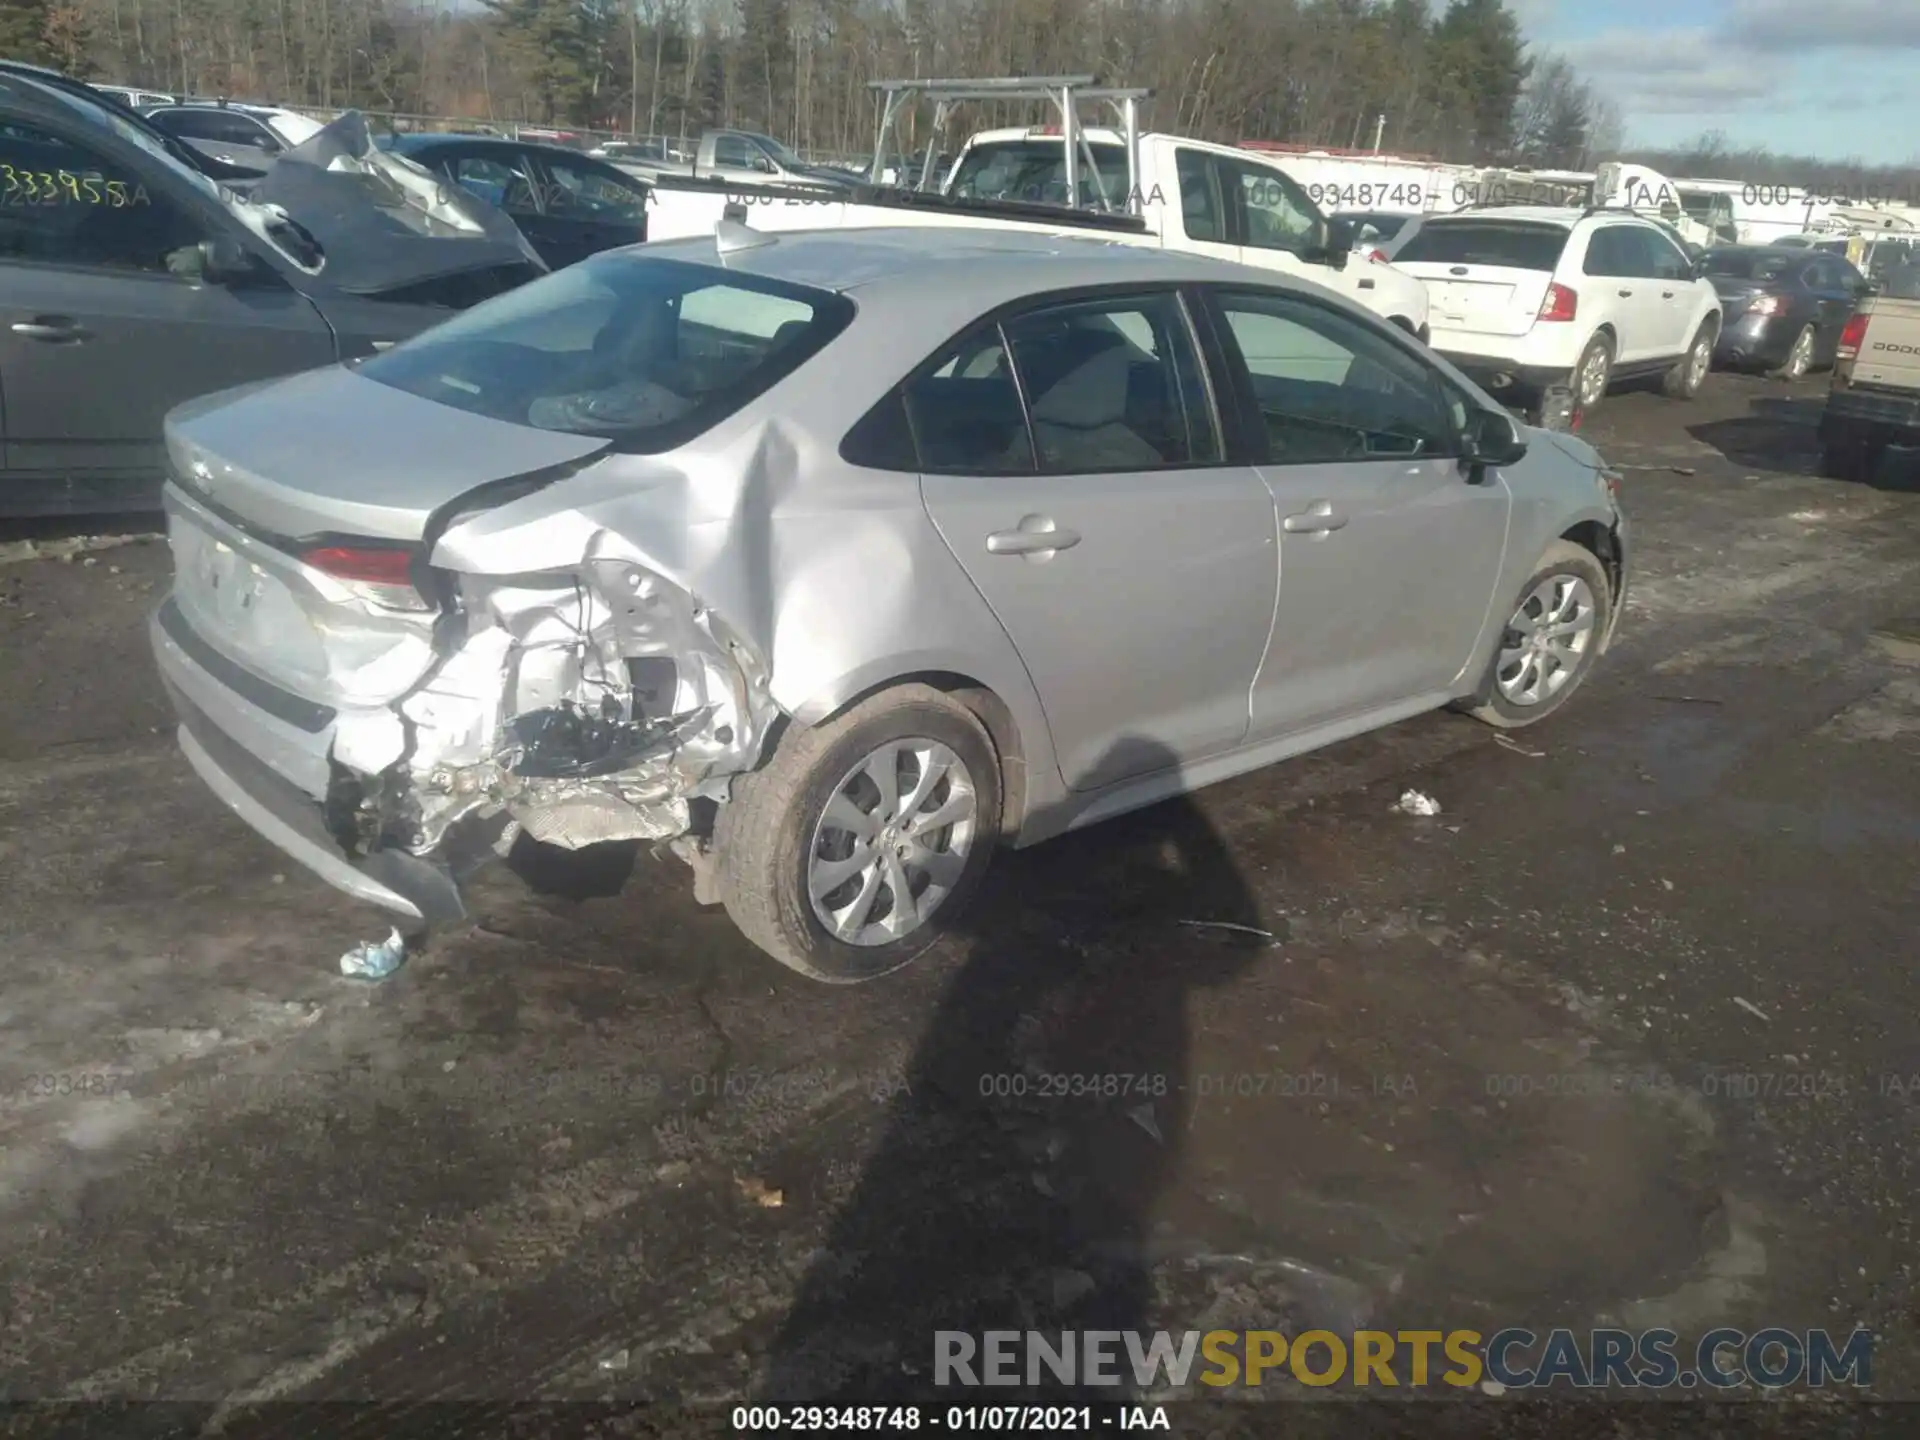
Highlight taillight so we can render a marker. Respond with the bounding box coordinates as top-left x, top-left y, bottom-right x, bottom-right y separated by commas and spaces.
302, 545, 431, 612
1538, 283, 1577, 322
1367, 247, 1389, 263
1837, 312, 1870, 360
1748, 293, 1786, 317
